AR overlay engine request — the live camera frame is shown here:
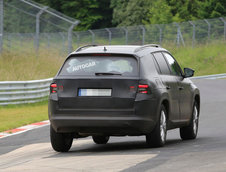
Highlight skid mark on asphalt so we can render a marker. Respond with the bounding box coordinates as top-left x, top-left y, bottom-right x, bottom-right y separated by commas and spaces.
0, 139, 157, 172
